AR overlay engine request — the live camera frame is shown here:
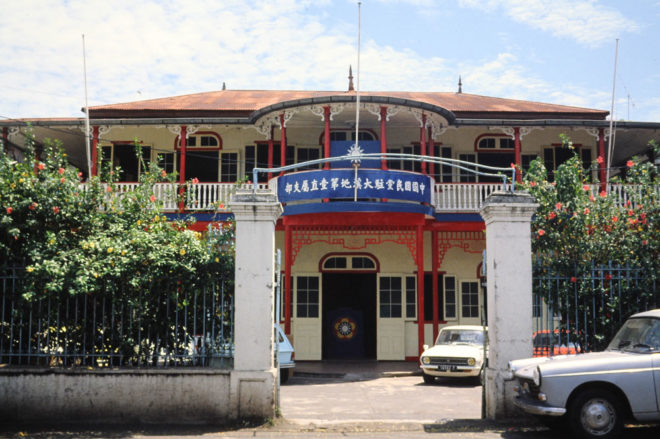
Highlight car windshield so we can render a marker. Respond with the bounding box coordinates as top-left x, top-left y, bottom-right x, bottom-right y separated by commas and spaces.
435, 329, 484, 346
608, 317, 660, 352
